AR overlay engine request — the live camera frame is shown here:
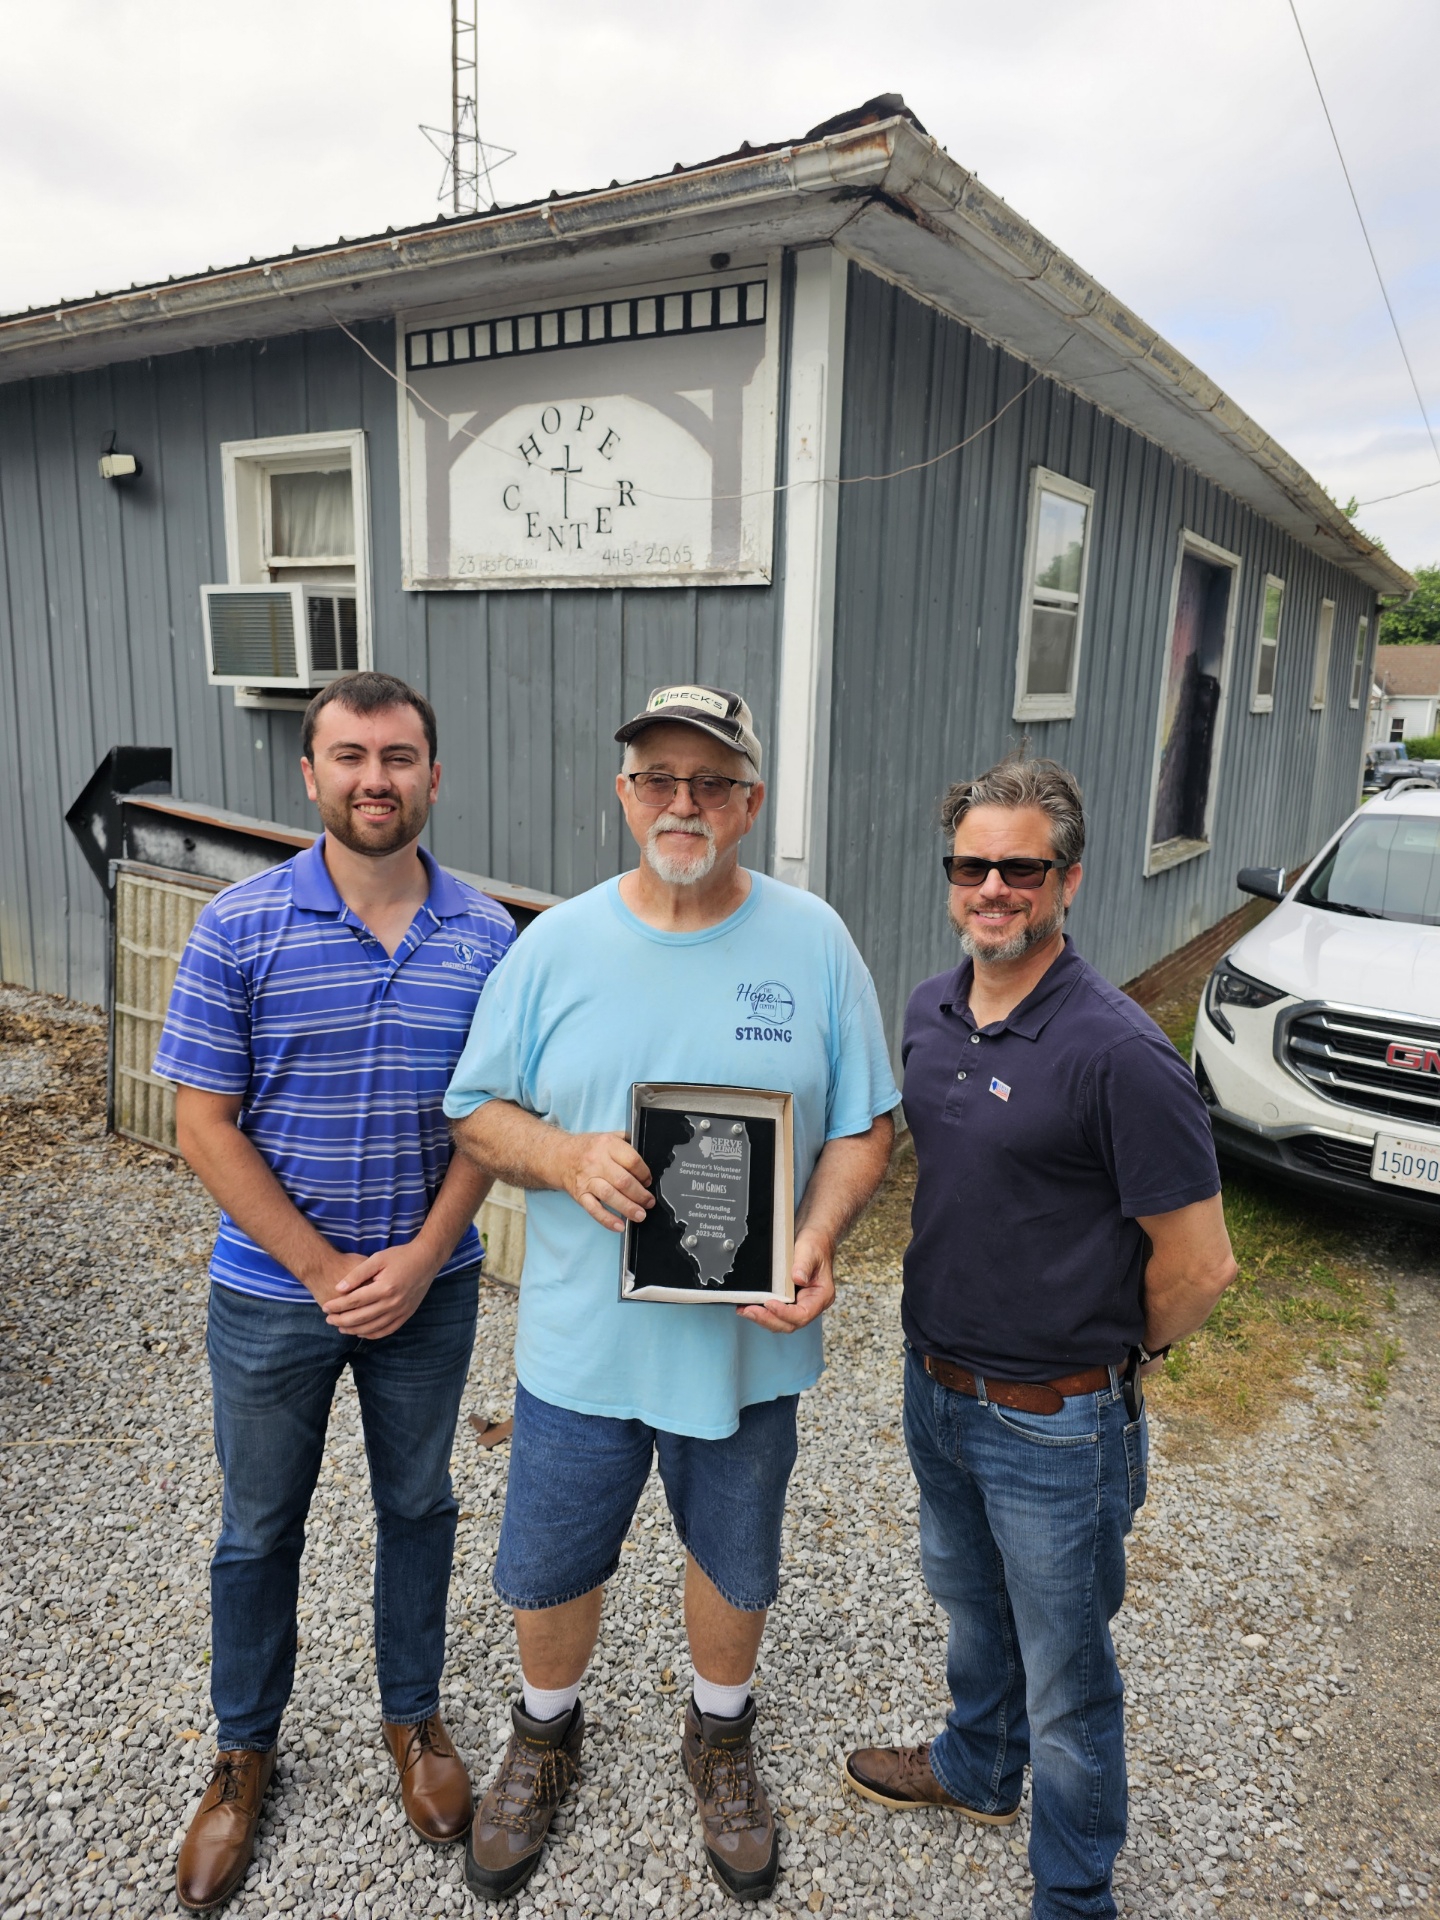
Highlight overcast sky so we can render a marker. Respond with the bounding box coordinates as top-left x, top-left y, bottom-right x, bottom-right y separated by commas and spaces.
2, 0, 1436, 570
